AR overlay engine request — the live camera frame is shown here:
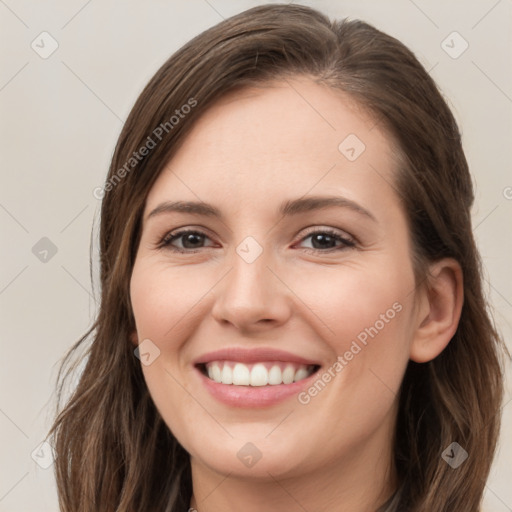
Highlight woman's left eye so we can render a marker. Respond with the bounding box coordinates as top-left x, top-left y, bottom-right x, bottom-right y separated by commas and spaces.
157, 228, 355, 253
298, 229, 356, 252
